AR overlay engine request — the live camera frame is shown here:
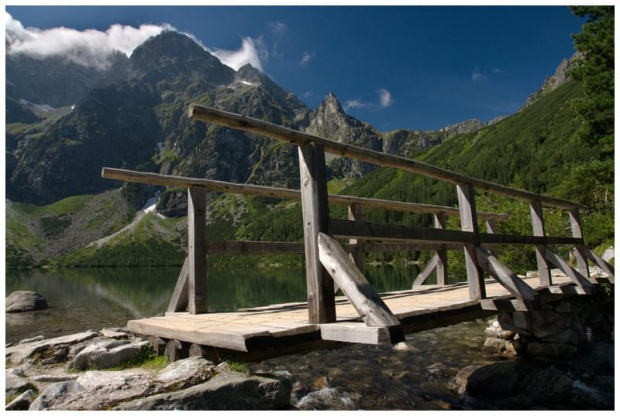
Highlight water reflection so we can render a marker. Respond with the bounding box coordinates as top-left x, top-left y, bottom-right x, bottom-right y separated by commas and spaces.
5, 264, 419, 343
